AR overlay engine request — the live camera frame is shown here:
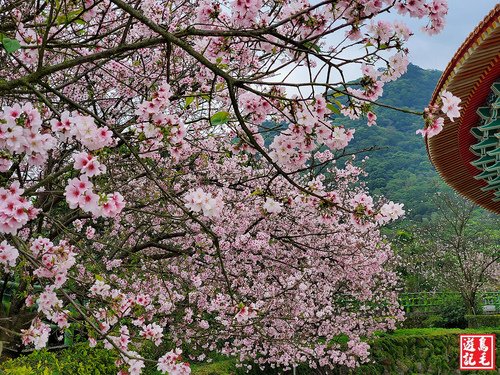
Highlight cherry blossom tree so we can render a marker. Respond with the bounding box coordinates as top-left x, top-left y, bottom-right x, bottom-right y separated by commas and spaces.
0, 0, 457, 373
396, 192, 500, 314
